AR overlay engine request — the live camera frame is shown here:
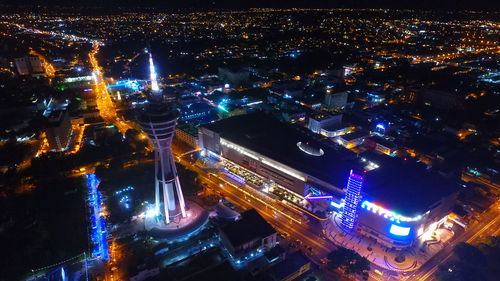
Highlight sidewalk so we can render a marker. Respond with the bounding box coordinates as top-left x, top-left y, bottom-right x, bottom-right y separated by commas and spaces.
323, 214, 424, 272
